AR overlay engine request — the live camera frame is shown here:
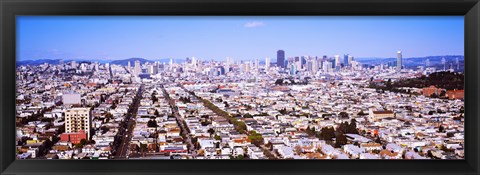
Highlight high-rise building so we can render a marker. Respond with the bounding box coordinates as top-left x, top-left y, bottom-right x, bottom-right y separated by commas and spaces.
255, 58, 260, 71
323, 61, 332, 72
225, 57, 232, 73
312, 57, 318, 73
396, 51, 403, 71
192, 57, 197, 67
301, 56, 307, 69
456, 57, 460, 70
290, 63, 296, 75
441, 57, 446, 71
265, 57, 270, 70
148, 64, 158, 75
334, 55, 341, 68
277, 50, 285, 68
344, 54, 349, 67
134, 60, 141, 76
348, 55, 353, 66
65, 108, 91, 140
